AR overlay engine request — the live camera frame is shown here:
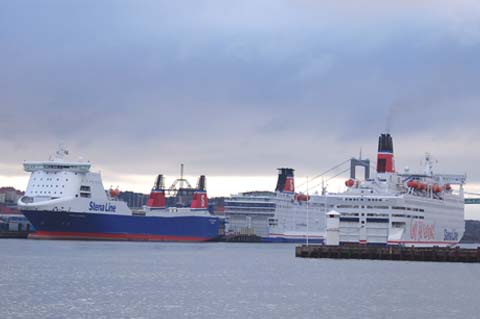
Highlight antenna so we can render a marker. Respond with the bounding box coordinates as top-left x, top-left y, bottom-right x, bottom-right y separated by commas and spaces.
180, 163, 184, 189
306, 176, 309, 246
